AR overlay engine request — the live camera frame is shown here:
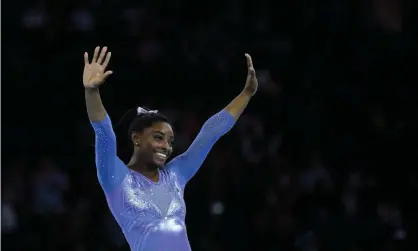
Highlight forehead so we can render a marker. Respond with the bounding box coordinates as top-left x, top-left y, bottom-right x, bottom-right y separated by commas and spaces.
144, 121, 174, 136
